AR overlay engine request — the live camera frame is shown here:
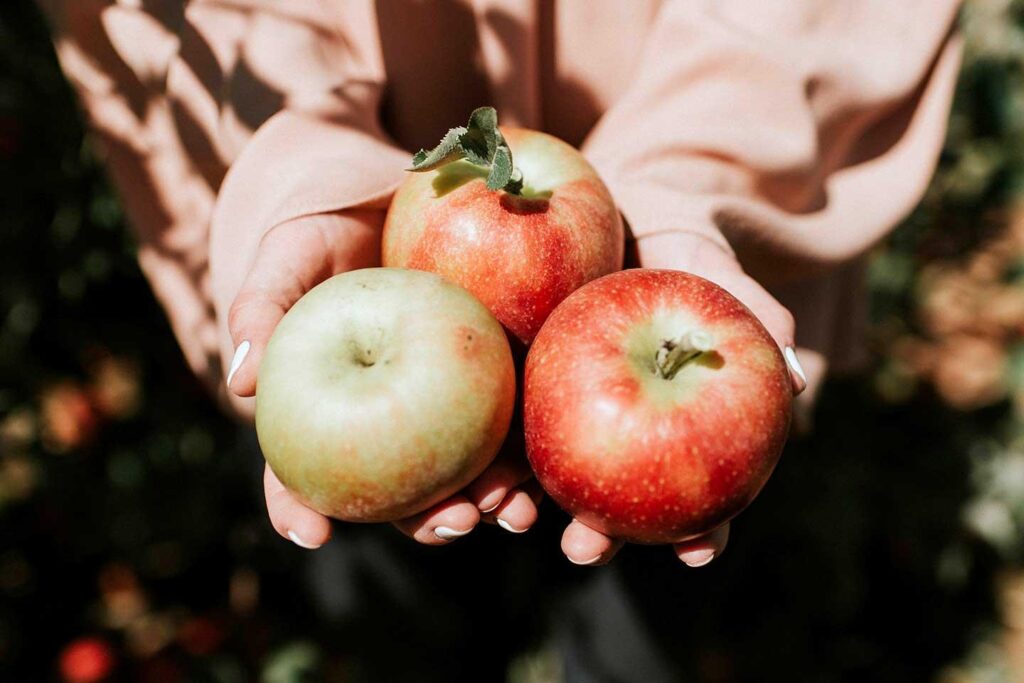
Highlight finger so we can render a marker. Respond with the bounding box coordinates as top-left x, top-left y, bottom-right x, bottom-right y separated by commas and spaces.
674, 523, 730, 568
479, 479, 543, 526
783, 346, 808, 396
491, 486, 540, 534
700, 252, 812, 400
561, 519, 625, 566
392, 495, 481, 545
264, 464, 332, 550
523, 478, 545, 506
727, 275, 795, 350
463, 448, 533, 513
224, 210, 383, 397
700, 272, 806, 396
